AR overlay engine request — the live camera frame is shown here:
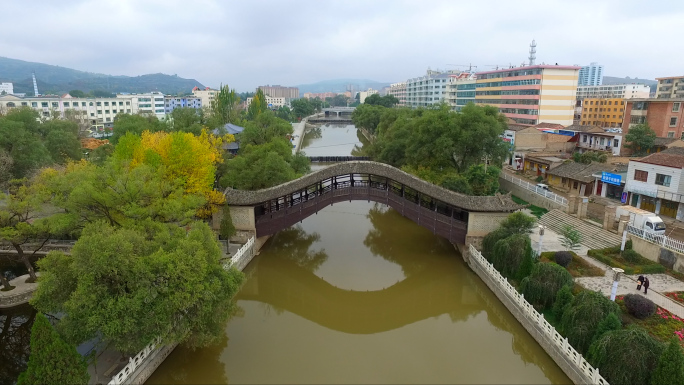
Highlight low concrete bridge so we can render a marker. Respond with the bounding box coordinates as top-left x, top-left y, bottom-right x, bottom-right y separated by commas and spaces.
322, 106, 355, 117
221, 161, 523, 247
